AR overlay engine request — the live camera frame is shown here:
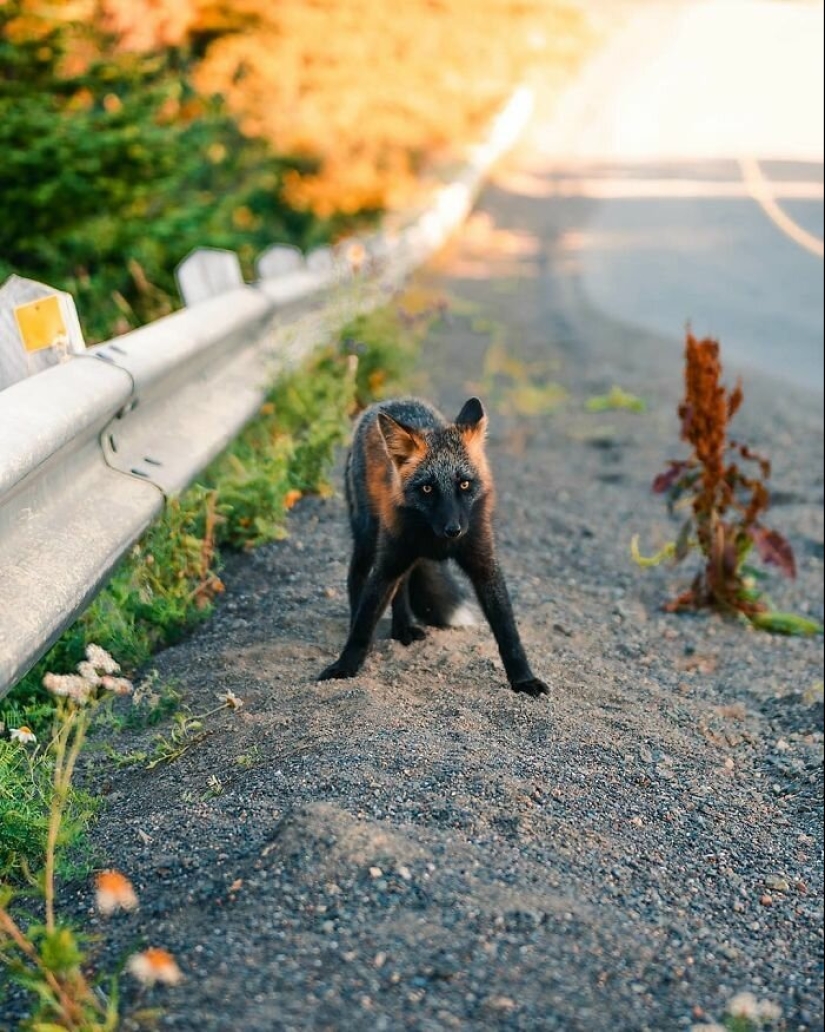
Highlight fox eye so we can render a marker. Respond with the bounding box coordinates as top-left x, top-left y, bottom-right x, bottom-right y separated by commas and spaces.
459, 480, 472, 491
421, 484, 433, 494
